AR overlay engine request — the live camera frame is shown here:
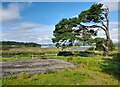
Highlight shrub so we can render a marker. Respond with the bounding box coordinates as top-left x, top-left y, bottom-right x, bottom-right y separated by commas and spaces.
67, 57, 73, 62
75, 51, 96, 57
87, 47, 95, 51
6, 73, 17, 79
46, 69, 57, 74
57, 51, 73, 56
94, 38, 115, 51
114, 53, 120, 62
18, 72, 29, 79
62, 71, 72, 77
